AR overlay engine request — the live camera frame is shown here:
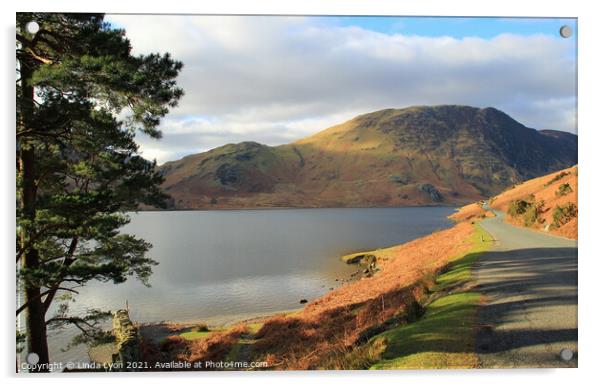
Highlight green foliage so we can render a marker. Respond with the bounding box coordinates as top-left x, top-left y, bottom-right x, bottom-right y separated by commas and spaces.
46, 299, 115, 350
523, 200, 545, 227
370, 292, 481, 369
180, 330, 211, 341
556, 183, 573, 197
507, 199, 532, 217
388, 174, 409, 185
417, 183, 443, 202
523, 205, 538, 226
16, 13, 182, 355
369, 225, 492, 369
552, 203, 578, 228
321, 336, 388, 370
434, 224, 493, 290
191, 323, 209, 332
545, 171, 570, 186
508, 195, 544, 226
16, 330, 26, 354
